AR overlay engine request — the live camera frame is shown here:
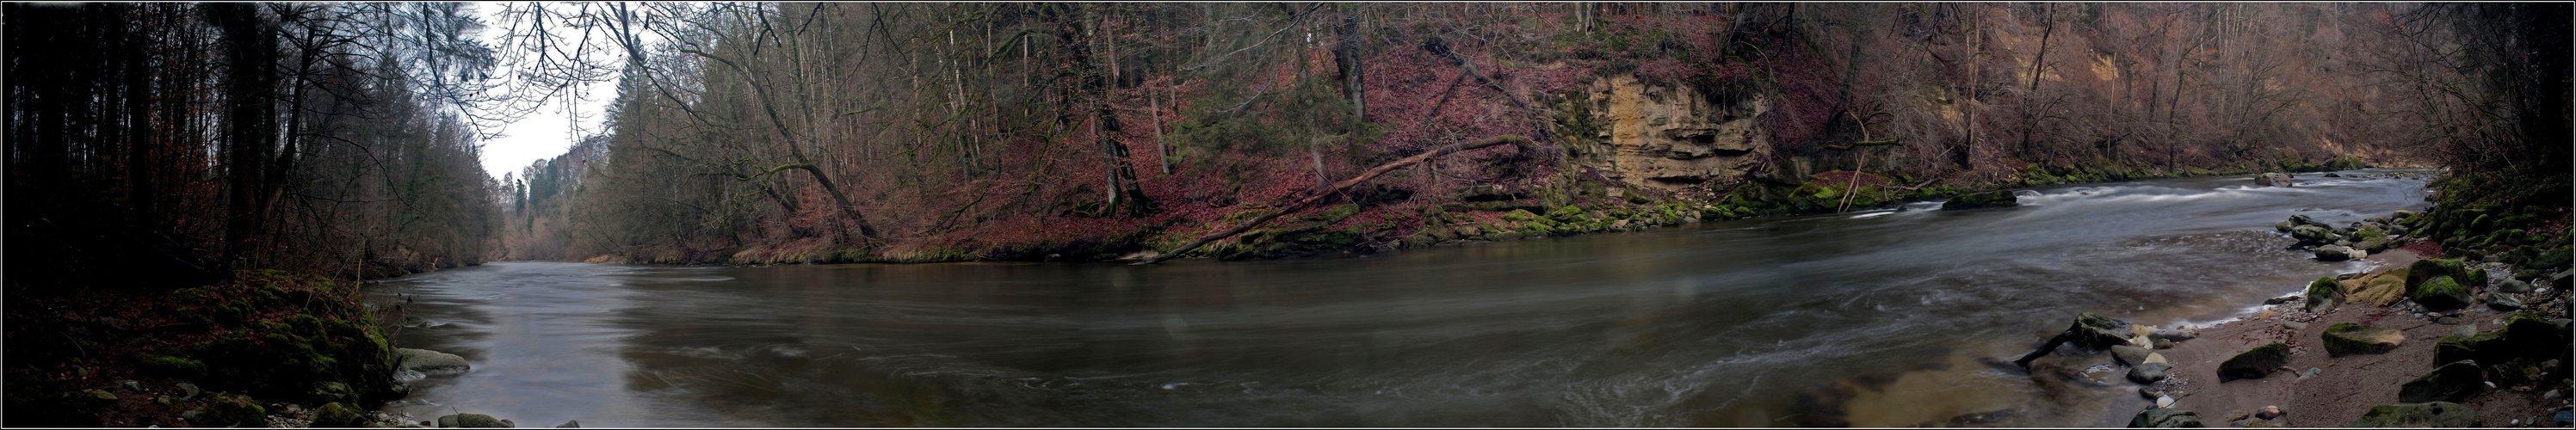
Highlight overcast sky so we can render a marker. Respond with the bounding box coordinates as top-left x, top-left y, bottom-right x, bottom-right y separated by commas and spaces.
470, 3, 619, 180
